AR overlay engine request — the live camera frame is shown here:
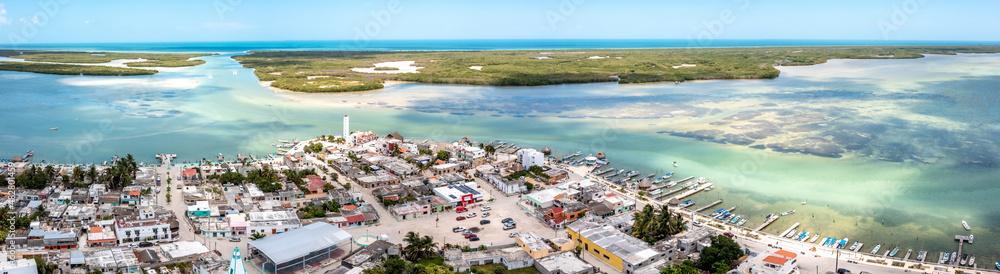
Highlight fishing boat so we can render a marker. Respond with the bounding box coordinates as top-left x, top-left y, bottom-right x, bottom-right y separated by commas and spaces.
962, 220, 971, 230
796, 232, 807, 241
870, 244, 881, 255
730, 215, 740, 224
828, 238, 838, 247
838, 238, 849, 249
785, 229, 796, 238
736, 219, 747, 226
995, 262, 999, 271
853, 243, 864, 252
942, 252, 949, 262
968, 255, 974, 266
916, 251, 927, 261
673, 161, 678, 167
889, 247, 899, 257
960, 254, 967, 265
649, 189, 662, 195
848, 241, 860, 251
950, 252, 957, 263
49, 127, 58, 130
809, 234, 820, 243
781, 210, 795, 216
